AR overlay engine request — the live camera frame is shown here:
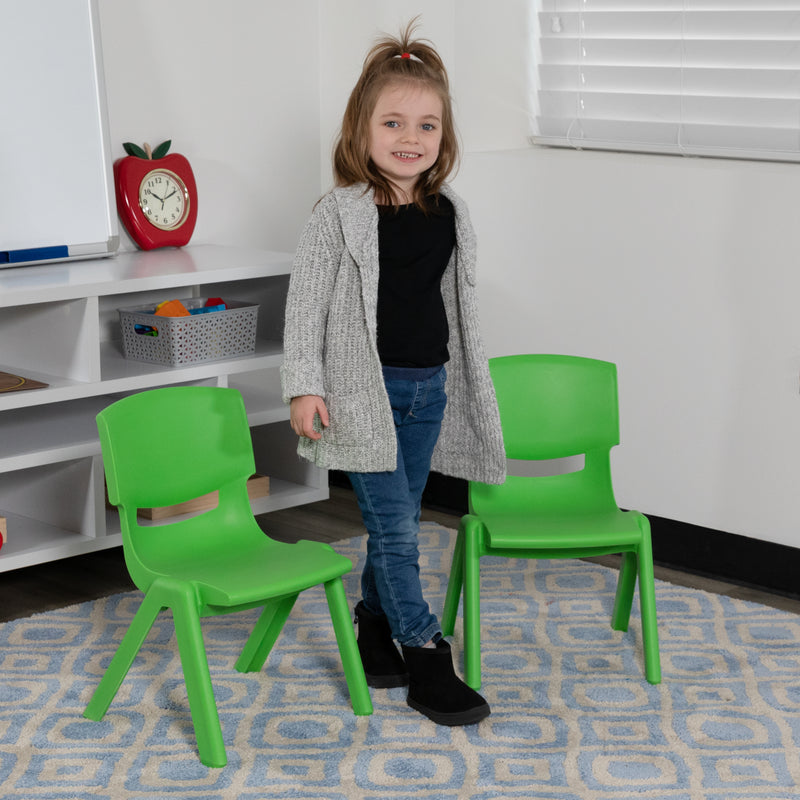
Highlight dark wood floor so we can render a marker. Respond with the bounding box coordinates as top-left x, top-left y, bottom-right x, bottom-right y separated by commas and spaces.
2, 486, 799, 622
